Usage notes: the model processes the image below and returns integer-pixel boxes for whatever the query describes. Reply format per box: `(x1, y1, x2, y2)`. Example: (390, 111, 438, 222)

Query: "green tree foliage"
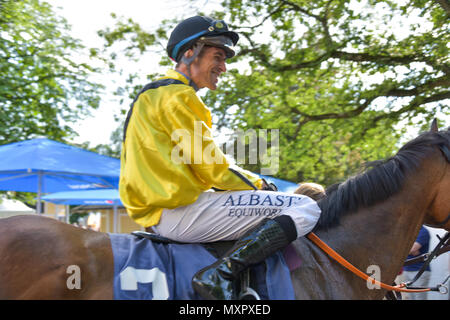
(205, 0, 449, 185)
(99, 0, 449, 185)
(0, 0, 103, 144)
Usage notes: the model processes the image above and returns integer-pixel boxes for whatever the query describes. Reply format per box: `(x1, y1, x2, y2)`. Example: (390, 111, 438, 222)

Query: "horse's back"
(0, 215, 113, 299)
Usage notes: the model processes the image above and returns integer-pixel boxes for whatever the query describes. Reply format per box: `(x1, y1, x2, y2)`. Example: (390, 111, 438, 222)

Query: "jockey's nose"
(219, 59, 226, 73)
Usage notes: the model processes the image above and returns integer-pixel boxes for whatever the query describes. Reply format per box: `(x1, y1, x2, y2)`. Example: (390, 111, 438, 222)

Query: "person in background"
(294, 182, 326, 201)
(398, 225, 431, 300)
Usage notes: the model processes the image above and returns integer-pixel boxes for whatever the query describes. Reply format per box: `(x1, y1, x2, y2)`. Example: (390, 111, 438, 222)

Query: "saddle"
(131, 230, 261, 299)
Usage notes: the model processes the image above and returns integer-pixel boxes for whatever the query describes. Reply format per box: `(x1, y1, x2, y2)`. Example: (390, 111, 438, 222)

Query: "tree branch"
(299, 98, 375, 123)
(290, 80, 449, 139)
(383, 76, 450, 97)
(280, 0, 324, 21)
(239, 45, 427, 72)
(331, 50, 419, 65)
(287, 97, 375, 140)
(232, 3, 286, 30)
(370, 90, 450, 124)
(435, 0, 450, 15)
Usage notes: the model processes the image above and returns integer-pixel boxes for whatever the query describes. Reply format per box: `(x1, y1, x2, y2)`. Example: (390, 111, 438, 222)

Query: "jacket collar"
(165, 69, 199, 91)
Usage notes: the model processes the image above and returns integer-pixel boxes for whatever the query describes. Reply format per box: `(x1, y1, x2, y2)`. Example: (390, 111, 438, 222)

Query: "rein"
(306, 232, 449, 294)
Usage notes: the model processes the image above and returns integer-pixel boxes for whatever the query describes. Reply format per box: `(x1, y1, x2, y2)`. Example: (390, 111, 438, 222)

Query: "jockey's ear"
(430, 118, 438, 133)
(183, 48, 195, 59)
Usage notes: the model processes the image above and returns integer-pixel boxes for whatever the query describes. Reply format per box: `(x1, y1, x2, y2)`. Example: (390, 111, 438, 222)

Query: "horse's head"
(423, 119, 450, 231)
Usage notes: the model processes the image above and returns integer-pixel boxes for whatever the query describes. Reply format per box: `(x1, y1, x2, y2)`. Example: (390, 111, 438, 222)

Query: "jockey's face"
(189, 46, 227, 90)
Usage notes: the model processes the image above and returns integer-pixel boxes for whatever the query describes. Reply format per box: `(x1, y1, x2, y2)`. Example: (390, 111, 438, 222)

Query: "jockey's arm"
(161, 93, 262, 191)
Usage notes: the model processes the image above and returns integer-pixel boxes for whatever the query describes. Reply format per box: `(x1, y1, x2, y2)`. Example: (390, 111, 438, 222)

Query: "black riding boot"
(192, 216, 297, 300)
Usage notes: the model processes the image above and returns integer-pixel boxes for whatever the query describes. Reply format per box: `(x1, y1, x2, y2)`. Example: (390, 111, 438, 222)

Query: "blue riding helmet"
(167, 16, 239, 62)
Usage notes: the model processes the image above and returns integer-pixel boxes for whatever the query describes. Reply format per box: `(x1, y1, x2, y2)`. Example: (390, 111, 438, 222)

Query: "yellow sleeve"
(160, 91, 262, 190)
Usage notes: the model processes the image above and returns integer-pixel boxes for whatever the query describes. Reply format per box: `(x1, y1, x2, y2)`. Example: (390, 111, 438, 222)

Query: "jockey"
(119, 15, 321, 300)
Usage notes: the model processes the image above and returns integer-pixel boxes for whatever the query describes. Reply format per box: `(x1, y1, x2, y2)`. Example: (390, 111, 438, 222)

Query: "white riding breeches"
(152, 190, 321, 243)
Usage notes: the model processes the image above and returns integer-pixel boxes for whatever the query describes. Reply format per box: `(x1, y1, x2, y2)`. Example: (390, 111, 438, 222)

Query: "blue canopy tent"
(42, 189, 122, 232)
(41, 189, 122, 206)
(0, 138, 120, 213)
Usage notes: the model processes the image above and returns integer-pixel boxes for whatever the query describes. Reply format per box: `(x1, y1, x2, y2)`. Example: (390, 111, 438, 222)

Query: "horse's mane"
(314, 128, 450, 231)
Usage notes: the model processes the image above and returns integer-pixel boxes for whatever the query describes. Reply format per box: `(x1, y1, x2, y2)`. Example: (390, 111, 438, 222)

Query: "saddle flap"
(131, 231, 182, 244)
(131, 230, 236, 257)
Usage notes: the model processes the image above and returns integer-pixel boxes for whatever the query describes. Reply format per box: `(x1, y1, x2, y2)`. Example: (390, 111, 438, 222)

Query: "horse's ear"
(430, 118, 438, 133)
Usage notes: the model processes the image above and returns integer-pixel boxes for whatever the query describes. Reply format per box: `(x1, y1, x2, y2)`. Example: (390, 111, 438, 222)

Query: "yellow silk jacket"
(119, 70, 262, 227)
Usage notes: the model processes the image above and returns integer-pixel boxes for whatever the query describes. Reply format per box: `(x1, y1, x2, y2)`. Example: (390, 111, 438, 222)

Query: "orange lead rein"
(306, 232, 430, 293)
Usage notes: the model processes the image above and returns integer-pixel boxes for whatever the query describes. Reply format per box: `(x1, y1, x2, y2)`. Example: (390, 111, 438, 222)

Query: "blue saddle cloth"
(109, 233, 295, 300)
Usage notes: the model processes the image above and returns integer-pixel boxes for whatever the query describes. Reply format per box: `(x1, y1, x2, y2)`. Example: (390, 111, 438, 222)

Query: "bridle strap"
(306, 232, 431, 293)
(403, 232, 449, 287)
(404, 243, 450, 266)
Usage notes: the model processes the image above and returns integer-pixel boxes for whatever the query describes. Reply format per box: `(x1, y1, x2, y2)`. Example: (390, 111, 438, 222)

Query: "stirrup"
(238, 269, 260, 300)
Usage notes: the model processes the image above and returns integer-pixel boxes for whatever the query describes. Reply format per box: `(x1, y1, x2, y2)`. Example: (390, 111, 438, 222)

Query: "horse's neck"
(293, 158, 439, 299)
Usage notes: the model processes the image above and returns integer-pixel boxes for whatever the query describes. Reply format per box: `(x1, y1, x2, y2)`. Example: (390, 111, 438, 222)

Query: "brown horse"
(0, 121, 448, 299)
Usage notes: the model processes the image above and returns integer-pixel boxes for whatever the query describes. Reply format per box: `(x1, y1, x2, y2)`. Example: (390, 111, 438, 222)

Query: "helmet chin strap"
(180, 42, 205, 91)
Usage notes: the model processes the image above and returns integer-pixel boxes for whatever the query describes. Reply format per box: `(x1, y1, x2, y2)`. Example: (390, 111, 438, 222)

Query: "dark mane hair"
(314, 129, 450, 231)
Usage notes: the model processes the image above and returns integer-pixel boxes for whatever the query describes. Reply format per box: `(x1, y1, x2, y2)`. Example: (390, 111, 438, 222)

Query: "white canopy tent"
(0, 196, 36, 219)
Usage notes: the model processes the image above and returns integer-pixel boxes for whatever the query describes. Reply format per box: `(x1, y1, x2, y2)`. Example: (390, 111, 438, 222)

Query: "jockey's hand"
(261, 179, 278, 191)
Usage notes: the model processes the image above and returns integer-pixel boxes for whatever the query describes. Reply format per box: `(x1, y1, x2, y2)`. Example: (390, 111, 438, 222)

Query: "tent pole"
(65, 205, 70, 224)
(113, 205, 118, 233)
(37, 171, 42, 214)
